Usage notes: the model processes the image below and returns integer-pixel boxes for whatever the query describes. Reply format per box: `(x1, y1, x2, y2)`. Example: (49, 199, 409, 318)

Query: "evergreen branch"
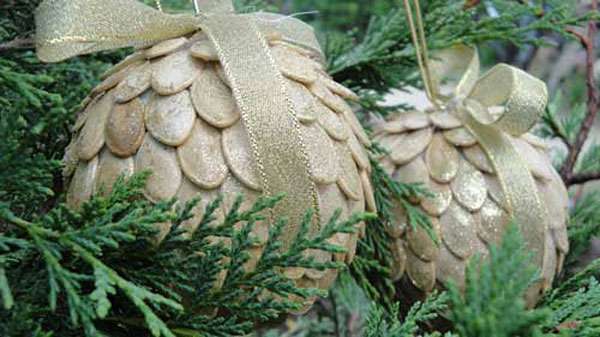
(563, 192, 600, 268)
(540, 260, 600, 336)
(350, 144, 434, 309)
(560, 1, 600, 185)
(328, 0, 589, 97)
(447, 224, 548, 337)
(364, 291, 448, 337)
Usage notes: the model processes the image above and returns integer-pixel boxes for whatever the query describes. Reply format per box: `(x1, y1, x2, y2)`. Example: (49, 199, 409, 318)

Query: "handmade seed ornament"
(375, 45, 569, 306)
(36, 0, 375, 312)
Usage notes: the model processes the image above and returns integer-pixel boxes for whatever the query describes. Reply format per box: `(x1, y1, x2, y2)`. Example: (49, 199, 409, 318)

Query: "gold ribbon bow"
(35, 0, 324, 248)
(430, 45, 549, 268)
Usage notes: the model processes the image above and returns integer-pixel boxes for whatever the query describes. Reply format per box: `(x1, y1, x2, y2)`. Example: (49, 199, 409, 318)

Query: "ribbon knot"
(431, 45, 548, 137)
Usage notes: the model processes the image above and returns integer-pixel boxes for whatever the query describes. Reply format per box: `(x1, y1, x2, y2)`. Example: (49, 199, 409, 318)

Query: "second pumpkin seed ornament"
(375, 0, 569, 306)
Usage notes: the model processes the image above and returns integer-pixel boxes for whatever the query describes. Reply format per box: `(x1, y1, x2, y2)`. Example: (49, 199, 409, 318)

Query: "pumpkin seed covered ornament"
(36, 0, 375, 311)
(375, 45, 568, 306)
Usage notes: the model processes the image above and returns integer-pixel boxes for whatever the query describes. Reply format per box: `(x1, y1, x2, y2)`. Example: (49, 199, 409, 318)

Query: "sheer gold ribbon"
(35, 0, 322, 248)
(403, 0, 549, 268)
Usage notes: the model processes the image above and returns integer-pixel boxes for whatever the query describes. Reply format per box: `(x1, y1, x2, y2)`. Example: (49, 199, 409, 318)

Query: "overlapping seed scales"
(95, 149, 134, 195)
(451, 159, 487, 211)
(429, 111, 462, 129)
(443, 127, 477, 147)
(271, 44, 318, 84)
(440, 202, 479, 259)
(512, 138, 554, 181)
(286, 79, 318, 124)
(462, 144, 494, 174)
(407, 218, 439, 261)
(310, 79, 350, 114)
(483, 174, 509, 211)
(477, 198, 509, 244)
(347, 132, 370, 170)
(536, 178, 568, 230)
(318, 184, 349, 225)
(63, 140, 79, 178)
(105, 98, 145, 157)
(426, 134, 459, 183)
(101, 52, 146, 80)
(390, 128, 433, 165)
(73, 95, 98, 132)
(342, 108, 371, 146)
(335, 142, 363, 201)
(284, 267, 306, 280)
(214, 64, 230, 87)
(151, 50, 200, 95)
(146, 91, 196, 146)
(176, 178, 224, 234)
(328, 232, 350, 262)
(553, 227, 570, 254)
(301, 123, 339, 185)
(384, 111, 430, 133)
(321, 76, 359, 101)
(420, 181, 452, 216)
(77, 93, 114, 161)
(220, 174, 270, 247)
(177, 119, 228, 189)
(220, 174, 261, 215)
(345, 234, 358, 263)
(92, 65, 132, 95)
(305, 248, 333, 280)
(190, 64, 240, 128)
(541, 232, 558, 289)
(222, 121, 262, 191)
(386, 200, 407, 239)
(361, 170, 377, 212)
(67, 157, 99, 209)
(379, 157, 396, 176)
(390, 240, 407, 281)
(472, 237, 490, 261)
(145, 37, 187, 59)
(114, 62, 152, 103)
(135, 134, 182, 202)
(406, 248, 436, 292)
(436, 243, 466, 290)
(395, 156, 430, 186)
(316, 103, 350, 141)
(318, 270, 339, 290)
(190, 39, 219, 61)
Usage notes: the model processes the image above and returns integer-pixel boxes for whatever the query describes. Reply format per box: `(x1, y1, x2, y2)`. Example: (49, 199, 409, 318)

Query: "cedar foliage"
(2, 0, 600, 336)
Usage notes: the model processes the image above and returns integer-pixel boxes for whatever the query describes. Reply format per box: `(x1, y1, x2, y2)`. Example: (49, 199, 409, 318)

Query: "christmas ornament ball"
(63, 32, 375, 310)
(374, 109, 569, 306)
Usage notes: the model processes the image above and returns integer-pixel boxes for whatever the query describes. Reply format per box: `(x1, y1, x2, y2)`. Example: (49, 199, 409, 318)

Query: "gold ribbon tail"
(200, 14, 320, 248)
(463, 116, 547, 269)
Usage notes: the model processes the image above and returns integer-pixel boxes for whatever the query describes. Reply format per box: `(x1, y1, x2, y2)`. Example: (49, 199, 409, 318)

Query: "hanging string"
(155, 0, 163, 12)
(402, 0, 440, 107)
(192, 0, 200, 14)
